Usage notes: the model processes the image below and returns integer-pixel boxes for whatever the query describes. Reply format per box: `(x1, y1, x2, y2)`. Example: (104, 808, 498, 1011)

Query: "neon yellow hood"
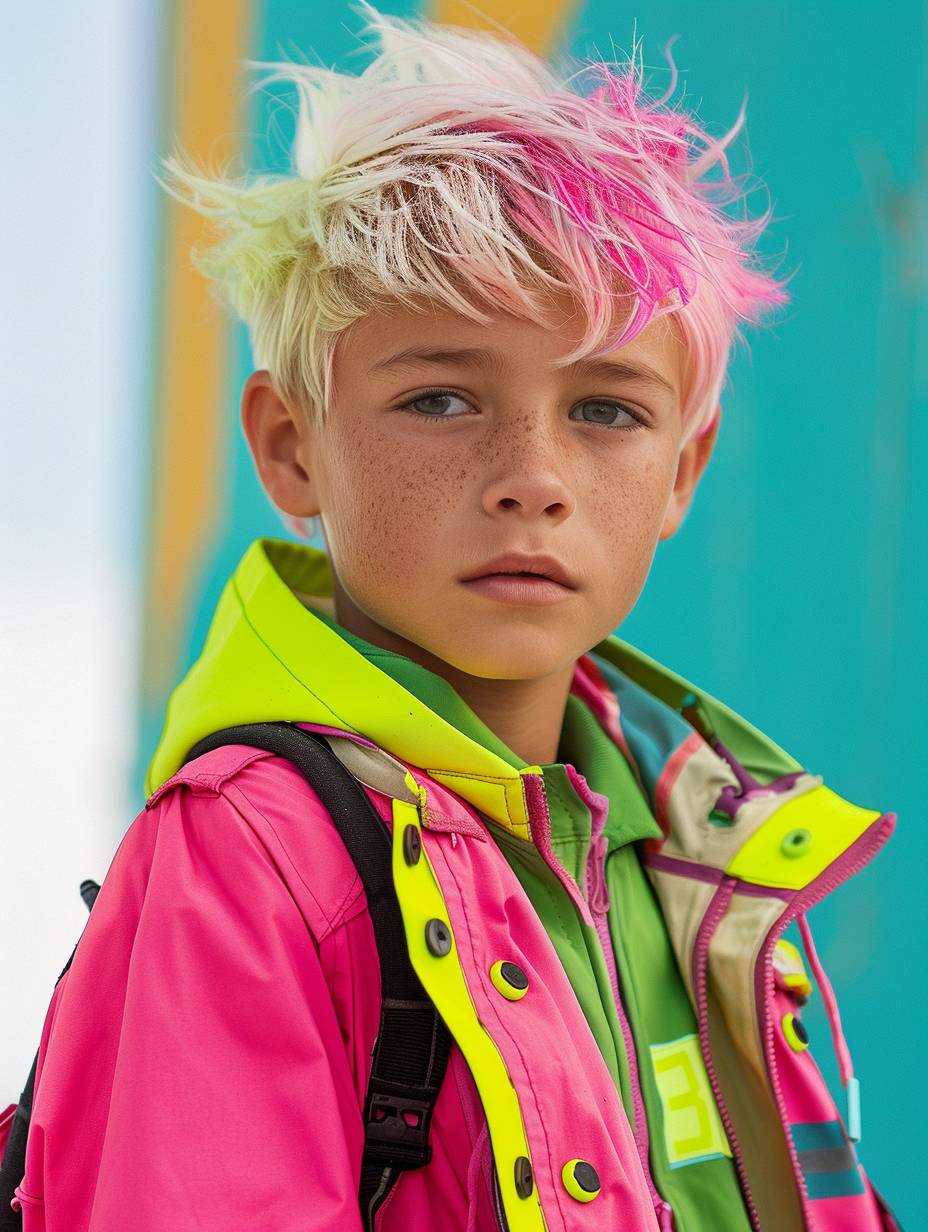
(145, 536, 853, 846)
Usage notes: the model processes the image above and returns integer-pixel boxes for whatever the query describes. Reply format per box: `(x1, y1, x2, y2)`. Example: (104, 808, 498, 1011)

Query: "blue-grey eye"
(405, 392, 471, 417)
(569, 400, 638, 428)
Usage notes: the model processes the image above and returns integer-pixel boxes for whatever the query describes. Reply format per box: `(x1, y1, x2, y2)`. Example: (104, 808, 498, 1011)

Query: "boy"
(10, 7, 898, 1230)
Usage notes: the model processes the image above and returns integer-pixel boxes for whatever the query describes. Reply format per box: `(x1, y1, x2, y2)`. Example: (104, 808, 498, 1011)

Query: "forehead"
(335, 296, 685, 396)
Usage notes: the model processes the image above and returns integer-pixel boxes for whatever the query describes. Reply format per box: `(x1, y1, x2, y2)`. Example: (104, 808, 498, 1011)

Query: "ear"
(658, 411, 720, 541)
(240, 370, 321, 519)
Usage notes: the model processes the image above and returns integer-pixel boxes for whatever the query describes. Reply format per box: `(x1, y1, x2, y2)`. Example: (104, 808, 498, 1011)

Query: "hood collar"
(145, 537, 848, 844)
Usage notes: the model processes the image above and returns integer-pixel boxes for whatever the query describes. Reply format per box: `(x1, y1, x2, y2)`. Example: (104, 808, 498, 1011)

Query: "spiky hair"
(155, 1, 791, 456)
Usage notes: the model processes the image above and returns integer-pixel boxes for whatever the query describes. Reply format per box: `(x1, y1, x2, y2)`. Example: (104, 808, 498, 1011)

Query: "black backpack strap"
(182, 722, 452, 1230)
(0, 1053, 37, 1231)
(0, 882, 99, 1231)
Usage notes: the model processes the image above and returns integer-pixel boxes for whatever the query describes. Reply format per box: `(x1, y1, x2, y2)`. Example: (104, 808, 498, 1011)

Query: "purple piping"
(644, 852, 724, 886)
(710, 738, 765, 797)
(733, 880, 792, 901)
(712, 740, 807, 819)
(644, 853, 793, 901)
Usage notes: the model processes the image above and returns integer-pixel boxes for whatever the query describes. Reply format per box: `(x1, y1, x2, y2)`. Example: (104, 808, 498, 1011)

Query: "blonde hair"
(155, 2, 791, 464)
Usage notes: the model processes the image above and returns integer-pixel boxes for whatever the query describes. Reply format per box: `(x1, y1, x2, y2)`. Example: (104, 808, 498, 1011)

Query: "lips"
(459, 553, 576, 589)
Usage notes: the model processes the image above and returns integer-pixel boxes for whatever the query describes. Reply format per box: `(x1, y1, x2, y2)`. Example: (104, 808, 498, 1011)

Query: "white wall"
(1, 1, 157, 1099)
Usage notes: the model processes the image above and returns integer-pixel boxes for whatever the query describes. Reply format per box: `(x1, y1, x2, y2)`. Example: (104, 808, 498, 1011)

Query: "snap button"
(781, 1012, 810, 1052)
(402, 823, 422, 865)
(425, 918, 452, 957)
(514, 1155, 534, 1198)
(490, 960, 529, 1001)
(561, 1158, 601, 1202)
(780, 828, 812, 858)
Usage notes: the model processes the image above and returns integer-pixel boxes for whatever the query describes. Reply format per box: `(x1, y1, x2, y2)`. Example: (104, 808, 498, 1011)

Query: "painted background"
(3, 1, 924, 1223)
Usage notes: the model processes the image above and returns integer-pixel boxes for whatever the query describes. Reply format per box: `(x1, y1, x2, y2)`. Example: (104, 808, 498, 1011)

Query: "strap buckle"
(363, 1092, 433, 1168)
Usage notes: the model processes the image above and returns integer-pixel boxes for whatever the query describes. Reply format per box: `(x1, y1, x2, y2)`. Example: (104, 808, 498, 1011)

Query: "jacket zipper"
(527, 771, 670, 1229)
(752, 813, 895, 1226)
(587, 833, 675, 1232)
(450, 1048, 501, 1231)
(687, 810, 895, 1232)
(491, 1165, 509, 1231)
(690, 876, 761, 1232)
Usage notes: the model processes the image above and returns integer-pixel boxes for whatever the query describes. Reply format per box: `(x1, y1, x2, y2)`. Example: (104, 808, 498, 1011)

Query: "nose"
(480, 446, 576, 523)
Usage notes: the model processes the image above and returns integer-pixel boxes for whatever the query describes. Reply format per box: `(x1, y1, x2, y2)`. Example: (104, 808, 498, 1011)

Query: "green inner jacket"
(310, 607, 751, 1232)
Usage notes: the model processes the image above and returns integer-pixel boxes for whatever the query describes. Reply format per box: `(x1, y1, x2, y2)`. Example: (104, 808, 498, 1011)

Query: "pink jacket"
(5, 535, 900, 1230)
(9, 723, 900, 1231)
(10, 739, 659, 1231)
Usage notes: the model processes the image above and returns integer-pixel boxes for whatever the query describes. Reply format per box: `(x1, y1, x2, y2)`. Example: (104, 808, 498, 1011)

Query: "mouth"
(467, 571, 571, 586)
(459, 554, 576, 590)
(459, 573, 575, 605)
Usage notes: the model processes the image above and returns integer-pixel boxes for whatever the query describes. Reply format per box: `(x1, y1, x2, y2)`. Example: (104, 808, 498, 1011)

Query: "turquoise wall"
(145, 2, 925, 1223)
(573, 5, 925, 1220)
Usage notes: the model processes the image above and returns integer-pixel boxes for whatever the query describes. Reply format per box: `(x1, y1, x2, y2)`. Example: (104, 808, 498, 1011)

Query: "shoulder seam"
(145, 747, 277, 809)
(220, 775, 365, 943)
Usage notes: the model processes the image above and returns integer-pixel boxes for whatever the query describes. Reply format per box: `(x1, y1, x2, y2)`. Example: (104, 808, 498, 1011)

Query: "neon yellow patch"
(774, 938, 814, 999)
(784, 971, 813, 997)
(391, 796, 545, 1231)
(650, 1033, 732, 1167)
(774, 937, 803, 966)
(725, 785, 881, 890)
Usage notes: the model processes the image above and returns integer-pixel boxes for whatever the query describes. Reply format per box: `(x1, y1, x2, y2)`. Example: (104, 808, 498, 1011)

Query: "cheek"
(588, 453, 674, 547)
(585, 452, 676, 605)
(321, 426, 471, 589)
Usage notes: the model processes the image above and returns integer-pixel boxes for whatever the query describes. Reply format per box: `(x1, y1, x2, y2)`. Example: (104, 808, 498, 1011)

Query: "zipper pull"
(587, 833, 611, 915)
(846, 1076, 861, 1144)
(680, 690, 718, 743)
(681, 691, 767, 800)
(797, 914, 861, 1145)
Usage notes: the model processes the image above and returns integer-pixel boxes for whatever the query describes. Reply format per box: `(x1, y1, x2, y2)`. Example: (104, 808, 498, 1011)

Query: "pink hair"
(155, 1, 793, 494)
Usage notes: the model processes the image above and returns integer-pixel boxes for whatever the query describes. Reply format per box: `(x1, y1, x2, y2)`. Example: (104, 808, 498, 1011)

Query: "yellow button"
(490, 960, 529, 1001)
(561, 1158, 601, 1202)
(782, 1012, 810, 1052)
(780, 828, 813, 858)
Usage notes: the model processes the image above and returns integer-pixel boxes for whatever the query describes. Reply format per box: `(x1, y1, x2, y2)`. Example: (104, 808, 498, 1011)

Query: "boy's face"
(243, 295, 717, 683)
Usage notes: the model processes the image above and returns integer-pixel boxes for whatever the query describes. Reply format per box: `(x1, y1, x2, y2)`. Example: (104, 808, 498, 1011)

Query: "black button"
(403, 824, 422, 865)
(793, 1017, 809, 1046)
(573, 1161, 600, 1193)
(514, 1155, 534, 1197)
(425, 918, 452, 956)
(499, 961, 529, 991)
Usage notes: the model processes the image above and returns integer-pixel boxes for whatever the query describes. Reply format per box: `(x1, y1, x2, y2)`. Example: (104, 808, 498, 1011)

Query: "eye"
(393, 390, 645, 429)
(569, 400, 643, 431)
(396, 389, 474, 421)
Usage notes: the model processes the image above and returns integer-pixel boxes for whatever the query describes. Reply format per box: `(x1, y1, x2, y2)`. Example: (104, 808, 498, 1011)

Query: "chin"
(442, 632, 579, 682)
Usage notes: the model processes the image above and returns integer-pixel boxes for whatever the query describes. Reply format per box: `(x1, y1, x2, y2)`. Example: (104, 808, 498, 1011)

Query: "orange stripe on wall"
(429, 0, 577, 53)
(143, 0, 571, 704)
(142, 0, 251, 701)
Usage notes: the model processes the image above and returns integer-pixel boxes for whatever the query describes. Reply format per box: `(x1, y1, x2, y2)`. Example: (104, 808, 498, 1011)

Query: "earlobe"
(658, 412, 720, 541)
(240, 370, 321, 519)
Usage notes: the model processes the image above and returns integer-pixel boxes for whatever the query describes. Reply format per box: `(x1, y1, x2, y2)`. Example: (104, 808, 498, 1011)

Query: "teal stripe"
(668, 1151, 727, 1170)
(804, 1168, 866, 1199)
(791, 1120, 847, 1152)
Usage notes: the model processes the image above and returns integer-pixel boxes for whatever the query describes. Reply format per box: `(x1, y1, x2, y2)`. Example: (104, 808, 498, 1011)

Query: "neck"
(330, 579, 573, 766)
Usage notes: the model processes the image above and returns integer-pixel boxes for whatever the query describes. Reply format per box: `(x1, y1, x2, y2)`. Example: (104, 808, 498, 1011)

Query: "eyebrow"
(369, 345, 678, 398)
